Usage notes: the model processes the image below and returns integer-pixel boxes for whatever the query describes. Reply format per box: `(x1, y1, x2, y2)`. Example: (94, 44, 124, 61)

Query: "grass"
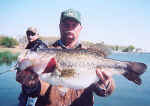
(0, 47, 21, 65)
(0, 46, 22, 53)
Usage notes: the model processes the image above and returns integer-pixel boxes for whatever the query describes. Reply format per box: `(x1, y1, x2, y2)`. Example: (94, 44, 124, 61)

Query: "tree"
(122, 45, 135, 52)
(0, 36, 18, 48)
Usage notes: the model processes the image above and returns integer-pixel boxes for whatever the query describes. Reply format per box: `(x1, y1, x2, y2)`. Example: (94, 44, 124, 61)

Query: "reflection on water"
(0, 51, 19, 66)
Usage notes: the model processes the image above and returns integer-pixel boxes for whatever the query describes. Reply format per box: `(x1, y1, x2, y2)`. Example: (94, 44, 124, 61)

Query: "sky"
(0, 0, 150, 51)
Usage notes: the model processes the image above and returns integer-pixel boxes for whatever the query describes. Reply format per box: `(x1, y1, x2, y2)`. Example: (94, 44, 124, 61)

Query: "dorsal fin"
(86, 43, 111, 57)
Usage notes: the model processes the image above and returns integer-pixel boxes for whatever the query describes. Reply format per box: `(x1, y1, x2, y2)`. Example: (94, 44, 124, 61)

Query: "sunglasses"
(26, 31, 36, 36)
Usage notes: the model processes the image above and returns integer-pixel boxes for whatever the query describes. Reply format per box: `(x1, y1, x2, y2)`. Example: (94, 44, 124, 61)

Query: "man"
(35, 9, 115, 106)
(17, 27, 48, 106)
(17, 9, 115, 106)
(25, 27, 48, 50)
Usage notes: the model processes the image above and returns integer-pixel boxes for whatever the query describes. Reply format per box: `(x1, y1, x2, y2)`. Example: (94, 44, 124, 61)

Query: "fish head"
(16, 59, 40, 87)
(19, 49, 58, 73)
(17, 56, 61, 86)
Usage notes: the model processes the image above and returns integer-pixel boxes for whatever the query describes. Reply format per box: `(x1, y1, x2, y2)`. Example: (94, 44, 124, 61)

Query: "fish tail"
(123, 62, 147, 85)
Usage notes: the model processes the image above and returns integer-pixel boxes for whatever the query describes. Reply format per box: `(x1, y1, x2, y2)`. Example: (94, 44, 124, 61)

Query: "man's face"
(26, 31, 39, 42)
(59, 18, 82, 46)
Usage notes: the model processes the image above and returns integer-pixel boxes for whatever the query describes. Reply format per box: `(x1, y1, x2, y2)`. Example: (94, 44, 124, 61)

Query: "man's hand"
(16, 67, 39, 88)
(93, 69, 115, 97)
(96, 69, 111, 89)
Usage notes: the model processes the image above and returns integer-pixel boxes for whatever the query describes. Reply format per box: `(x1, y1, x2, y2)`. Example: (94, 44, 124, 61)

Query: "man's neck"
(29, 38, 39, 44)
(59, 40, 79, 49)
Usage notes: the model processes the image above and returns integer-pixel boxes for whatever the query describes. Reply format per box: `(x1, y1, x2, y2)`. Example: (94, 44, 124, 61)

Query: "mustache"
(64, 31, 74, 35)
(63, 36, 75, 41)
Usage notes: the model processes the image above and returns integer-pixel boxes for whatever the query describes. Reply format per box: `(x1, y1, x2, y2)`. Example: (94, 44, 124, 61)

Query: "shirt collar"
(58, 40, 81, 49)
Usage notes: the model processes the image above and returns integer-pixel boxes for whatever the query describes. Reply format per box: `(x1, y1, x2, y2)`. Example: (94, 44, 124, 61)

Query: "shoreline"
(112, 51, 150, 54)
(0, 47, 149, 54)
(0, 47, 23, 54)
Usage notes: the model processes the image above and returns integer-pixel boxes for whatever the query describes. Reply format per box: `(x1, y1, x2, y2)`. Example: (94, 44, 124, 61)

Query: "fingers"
(101, 71, 109, 80)
(96, 69, 110, 80)
(96, 68, 113, 89)
(96, 69, 105, 83)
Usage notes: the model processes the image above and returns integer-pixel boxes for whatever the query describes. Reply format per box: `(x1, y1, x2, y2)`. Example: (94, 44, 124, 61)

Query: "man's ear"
(80, 25, 83, 30)
(79, 25, 83, 32)
(59, 23, 63, 34)
(59, 22, 62, 29)
(59, 23, 61, 30)
(36, 33, 40, 38)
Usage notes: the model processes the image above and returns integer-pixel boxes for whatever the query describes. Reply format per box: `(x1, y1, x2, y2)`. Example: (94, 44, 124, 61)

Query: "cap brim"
(62, 17, 81, 24)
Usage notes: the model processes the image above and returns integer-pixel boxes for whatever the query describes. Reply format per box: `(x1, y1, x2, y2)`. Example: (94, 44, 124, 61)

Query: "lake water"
(0, 53, 150, 106)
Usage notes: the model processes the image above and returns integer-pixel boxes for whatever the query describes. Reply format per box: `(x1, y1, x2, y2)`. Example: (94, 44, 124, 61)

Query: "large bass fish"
(17, 48, 147, 89)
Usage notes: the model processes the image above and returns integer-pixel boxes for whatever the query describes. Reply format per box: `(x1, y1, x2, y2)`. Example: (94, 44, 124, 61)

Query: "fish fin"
(123, 71, 142, 85)
(86, 43, 111, 57)
(42, 57, 57, 73)
(127, 62, 147, 75)
(123, 62, 147, 85)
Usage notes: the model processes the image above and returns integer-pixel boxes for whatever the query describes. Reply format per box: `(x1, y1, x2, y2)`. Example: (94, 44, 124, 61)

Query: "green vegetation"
(110, 45, 135, 52)
(122, 45, 135, 52)
(0, 51, 19, 65)
(0, 36, 18, 48)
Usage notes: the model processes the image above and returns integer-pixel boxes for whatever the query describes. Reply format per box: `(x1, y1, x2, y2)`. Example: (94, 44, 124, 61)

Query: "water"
(0, 62, 21, 106)
(94, 53, 150, 106)
(0, 53, 149, 106)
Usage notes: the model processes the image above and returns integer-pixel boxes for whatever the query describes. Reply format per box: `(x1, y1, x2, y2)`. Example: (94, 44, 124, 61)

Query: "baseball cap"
(60, 9, 81, 24)
(26, 27, 38, 36)
(26, 27, 37, 33)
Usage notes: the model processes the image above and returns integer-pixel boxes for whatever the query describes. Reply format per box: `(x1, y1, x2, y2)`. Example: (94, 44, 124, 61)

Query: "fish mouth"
(16, 60, 40, 88)
(17, 59, 33, 71)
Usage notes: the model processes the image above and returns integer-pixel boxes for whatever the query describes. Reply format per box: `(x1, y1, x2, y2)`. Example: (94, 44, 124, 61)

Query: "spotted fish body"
(17, 48, 147, 89)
